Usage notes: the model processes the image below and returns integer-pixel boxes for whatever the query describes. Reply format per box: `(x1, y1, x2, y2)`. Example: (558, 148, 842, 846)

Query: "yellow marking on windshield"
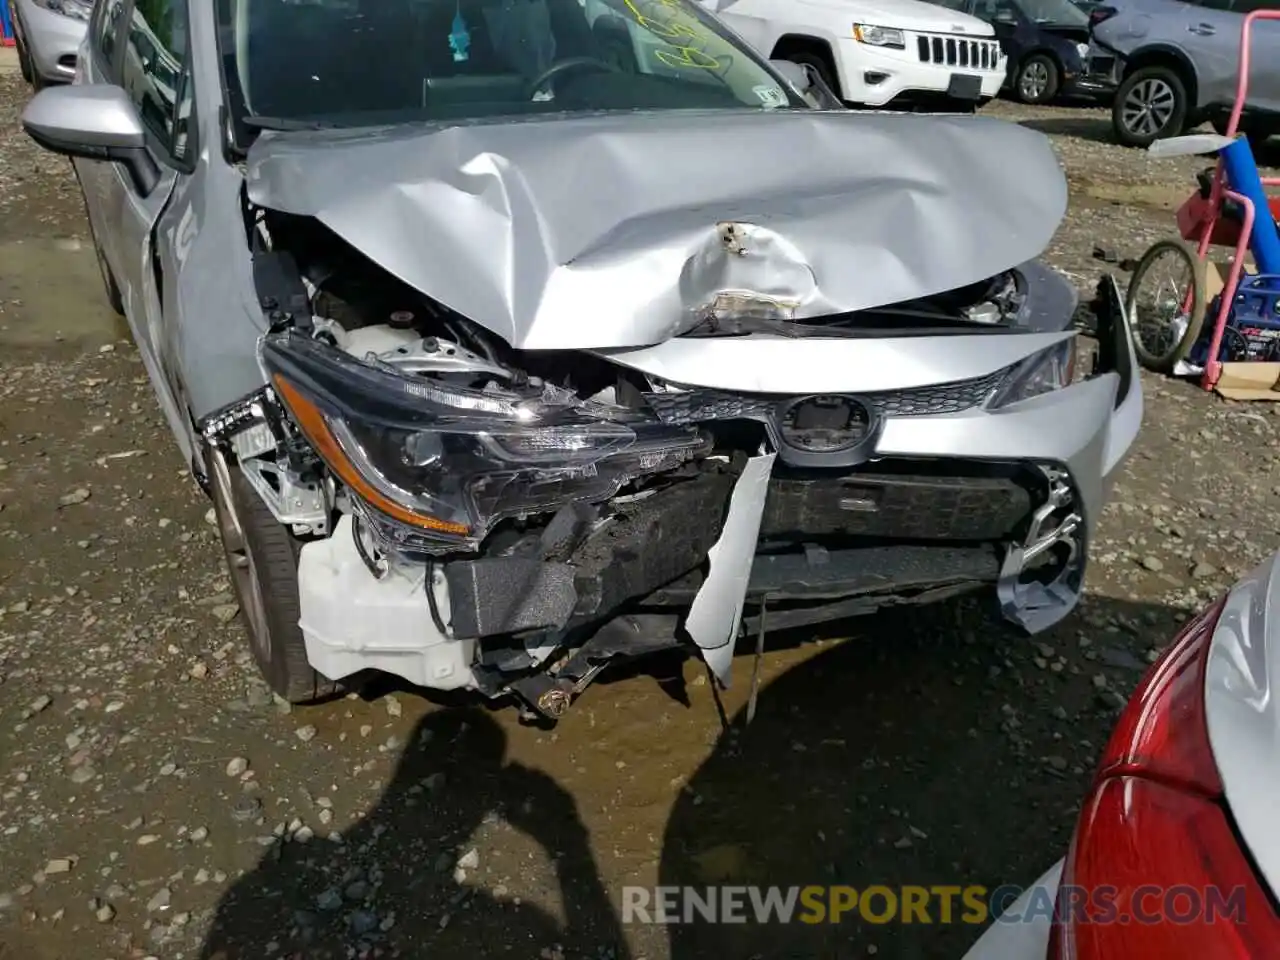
(655, 46, 722, 69)
(621, 0, 725, 70)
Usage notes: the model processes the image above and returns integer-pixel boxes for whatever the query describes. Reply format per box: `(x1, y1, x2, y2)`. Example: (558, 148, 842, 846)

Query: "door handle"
(1188, 21, 1215, 34)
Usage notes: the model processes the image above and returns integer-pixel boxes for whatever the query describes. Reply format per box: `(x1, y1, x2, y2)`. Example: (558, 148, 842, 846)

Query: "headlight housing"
(853, 24, 906, 49)
(1076, 42, 1090, 59)
(987, 338, 1077, 409)
(259, 331, 707, 553)
(31, 0, 92, 20)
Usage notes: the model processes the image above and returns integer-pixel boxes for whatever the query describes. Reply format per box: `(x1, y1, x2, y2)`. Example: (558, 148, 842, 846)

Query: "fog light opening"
(997, 465, 1085, 633)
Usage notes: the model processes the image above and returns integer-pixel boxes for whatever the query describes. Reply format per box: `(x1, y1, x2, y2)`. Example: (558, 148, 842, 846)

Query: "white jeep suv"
(702, 0, 1006, 107)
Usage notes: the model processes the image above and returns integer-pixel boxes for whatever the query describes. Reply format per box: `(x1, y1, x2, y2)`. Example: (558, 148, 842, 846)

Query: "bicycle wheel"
(1125, 239, 1208, 373)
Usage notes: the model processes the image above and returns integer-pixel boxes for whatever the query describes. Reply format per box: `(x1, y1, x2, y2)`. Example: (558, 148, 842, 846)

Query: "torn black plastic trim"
(1088, 274, 1135, 409)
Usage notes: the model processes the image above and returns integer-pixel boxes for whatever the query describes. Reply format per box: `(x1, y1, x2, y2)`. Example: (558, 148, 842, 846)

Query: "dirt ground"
(3, 65, 1280, 960)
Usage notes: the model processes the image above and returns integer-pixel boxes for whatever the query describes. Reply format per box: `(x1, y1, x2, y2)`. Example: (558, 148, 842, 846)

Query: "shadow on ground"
(199, 593, 1178, 959)
(198, 706, 630, 959)
(1016, 114, 1119, 146)
(1015, 115, 1280, 168)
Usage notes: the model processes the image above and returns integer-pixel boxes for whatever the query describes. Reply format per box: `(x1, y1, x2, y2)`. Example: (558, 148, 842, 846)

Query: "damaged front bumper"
(281, 275, 1140, 717)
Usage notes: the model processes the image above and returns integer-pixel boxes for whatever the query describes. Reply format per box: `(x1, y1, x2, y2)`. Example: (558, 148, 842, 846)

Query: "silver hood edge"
(245, 108, 1068, 351)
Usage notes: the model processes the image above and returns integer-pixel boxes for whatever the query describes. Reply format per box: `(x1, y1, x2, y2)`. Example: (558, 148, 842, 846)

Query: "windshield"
(217, 0, 805, 130)
(1010, 0, 1088, 25)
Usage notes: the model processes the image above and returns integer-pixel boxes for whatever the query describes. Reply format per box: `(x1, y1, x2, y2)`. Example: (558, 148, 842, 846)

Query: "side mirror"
(21, 84, 159, 195)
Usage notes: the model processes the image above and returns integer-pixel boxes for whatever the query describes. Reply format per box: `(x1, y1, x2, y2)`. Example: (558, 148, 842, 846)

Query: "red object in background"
(1088, 5, 1118, 27)
(1179, 190, 1280, 249)
(1, 0, 15, 47)
(1047, 596, 1280, 958)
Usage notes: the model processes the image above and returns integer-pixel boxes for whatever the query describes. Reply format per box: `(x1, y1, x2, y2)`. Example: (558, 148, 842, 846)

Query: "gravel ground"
(3, 69, 1280, 960)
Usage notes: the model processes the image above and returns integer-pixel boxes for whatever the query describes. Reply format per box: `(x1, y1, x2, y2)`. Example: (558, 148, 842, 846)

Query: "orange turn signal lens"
(270, 374, 471, 537)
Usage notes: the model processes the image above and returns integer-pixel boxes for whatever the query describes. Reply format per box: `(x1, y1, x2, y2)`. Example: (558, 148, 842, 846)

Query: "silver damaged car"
(22, 0, 1142, 719)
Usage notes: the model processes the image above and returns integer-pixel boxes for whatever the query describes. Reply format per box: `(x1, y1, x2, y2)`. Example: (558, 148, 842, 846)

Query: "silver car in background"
(21, 0, 1140, 721)
(10, 0, 91, 87)
(1091, 0, 1280, 148)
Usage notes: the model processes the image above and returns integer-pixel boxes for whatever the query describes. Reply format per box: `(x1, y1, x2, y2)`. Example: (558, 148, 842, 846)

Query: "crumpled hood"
(245, 108, 1067, 350)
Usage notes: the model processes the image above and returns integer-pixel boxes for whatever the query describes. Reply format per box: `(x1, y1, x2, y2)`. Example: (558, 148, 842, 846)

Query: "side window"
(123, 0, 196, 165)
(96, 0, 127, 68)
(1232, 0, 1279, 11)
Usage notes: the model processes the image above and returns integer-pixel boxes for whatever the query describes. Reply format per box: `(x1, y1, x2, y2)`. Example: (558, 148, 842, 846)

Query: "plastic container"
(1, 0, 15, 47)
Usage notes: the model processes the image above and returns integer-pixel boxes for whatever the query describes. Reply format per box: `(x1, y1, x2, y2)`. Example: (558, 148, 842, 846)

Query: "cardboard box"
(1198, 260, 1280, 400)
(1213, 362, 1280, 401)
(1203, 258, 1255, 301)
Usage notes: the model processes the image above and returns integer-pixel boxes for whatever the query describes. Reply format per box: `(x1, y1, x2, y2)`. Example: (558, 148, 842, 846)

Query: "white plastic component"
(685, 451, 776, 684)
(297, 515, 476, 689)
(338, 324, 419, 359)
(1147, 134, 1235, 158)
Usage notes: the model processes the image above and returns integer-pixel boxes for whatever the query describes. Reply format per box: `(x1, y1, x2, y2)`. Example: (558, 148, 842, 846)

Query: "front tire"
(207, 447, 338, 705)
(91, 228, 125, 317)
(1211, 117, 1276, 156)
(1113, 65, 1189, 147)
(783, 50, 841, 100)
(16, 36, 34, 85)
(1015, 54, 1060, 104)
(1125, 238, 1207, 372)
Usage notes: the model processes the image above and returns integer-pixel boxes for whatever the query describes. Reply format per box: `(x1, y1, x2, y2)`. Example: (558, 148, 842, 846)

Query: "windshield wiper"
(242, 116, 340, 132)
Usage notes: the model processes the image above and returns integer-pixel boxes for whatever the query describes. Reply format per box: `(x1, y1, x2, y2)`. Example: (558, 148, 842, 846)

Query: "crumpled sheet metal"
(245, 108, 1067, 350)
(684, 452, 776, 685)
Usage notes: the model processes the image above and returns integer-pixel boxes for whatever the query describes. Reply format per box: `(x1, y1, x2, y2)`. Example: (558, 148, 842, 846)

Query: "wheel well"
(769, 35, 841, 95)
(1017, 48, 1063, 76)
(1122, 47, 1198, 108)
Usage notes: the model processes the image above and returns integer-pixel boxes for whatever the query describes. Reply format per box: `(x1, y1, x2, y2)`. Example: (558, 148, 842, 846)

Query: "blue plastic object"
(1, 0, 14, 43)
(1188, 275, 1280, 364)
(1221, 136, 1280, 275)
(448, 7, 470, 62)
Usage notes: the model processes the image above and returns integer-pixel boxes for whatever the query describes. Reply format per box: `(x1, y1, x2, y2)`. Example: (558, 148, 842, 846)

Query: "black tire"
(1015, 53, 1060, 104)
(73, 168, 126, 318)
(1124, 238, 1207, 373)
(16, 36, 34, 85)
(783, 49, 841, 99)
(91, 229, 126, 317)
(1245, 127, 1275, 158)
(1210, 116, 1274, 149)
(207, 447, 339, 705)
(1113, 65, 1189, 147)
(69, 165, 122, 320)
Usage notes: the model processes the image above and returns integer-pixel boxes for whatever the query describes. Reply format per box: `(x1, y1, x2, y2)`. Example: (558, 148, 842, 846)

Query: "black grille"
(916, 34, 1000, 69)
(643, 370, 1003, 425)
(643, 391, 773, 424)
(761, 470, 1033, 541)
(865, 369, 1005, 417)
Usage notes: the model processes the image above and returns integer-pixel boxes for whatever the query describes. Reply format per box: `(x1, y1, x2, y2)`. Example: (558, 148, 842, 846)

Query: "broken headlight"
(987, 337, 1077, 409)
(258, 331, 706, 551)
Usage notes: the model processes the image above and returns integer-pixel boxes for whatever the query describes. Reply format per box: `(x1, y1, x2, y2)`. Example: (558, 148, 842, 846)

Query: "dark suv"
(1091, 0, 1280, 148)
(925, 0, 1114, 103)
